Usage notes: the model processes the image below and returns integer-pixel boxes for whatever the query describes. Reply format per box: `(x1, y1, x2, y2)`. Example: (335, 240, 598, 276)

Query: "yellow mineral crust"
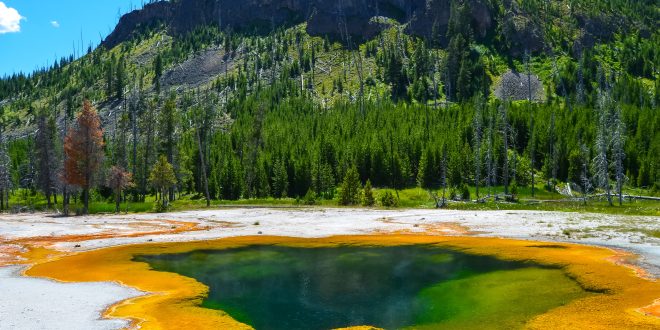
(23, 235, 660, 329)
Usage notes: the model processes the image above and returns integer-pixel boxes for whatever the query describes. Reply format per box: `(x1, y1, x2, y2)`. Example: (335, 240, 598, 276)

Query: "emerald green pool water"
(135, 245, 591, 330)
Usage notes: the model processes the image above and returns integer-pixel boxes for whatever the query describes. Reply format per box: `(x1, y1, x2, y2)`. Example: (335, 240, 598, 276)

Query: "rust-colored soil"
(0, 219, 205, 266)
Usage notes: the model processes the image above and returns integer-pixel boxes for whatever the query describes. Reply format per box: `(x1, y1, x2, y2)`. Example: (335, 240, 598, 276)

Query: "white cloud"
(0, 1, 22, 34)
(50, 20, 59, 28)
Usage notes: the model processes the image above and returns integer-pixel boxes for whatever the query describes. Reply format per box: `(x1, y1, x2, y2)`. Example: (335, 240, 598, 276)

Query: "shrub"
(363, 180, 375, 206)
(460, 184, 471, 201)
(380, 191, 398, 207)
(510, 180, 519, 201)
(303, 189, 317, 205)
(449, 187, 458, 200)
(154, 201, 169, 213)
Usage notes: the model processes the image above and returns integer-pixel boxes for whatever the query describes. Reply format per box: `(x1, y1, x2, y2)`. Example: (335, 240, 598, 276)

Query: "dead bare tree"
(525, 49, 536, 197)
(547, 111, 558, 191)
(440, 144, 448, 207)
(0, 127, 12, 211)
(195, 117, 211, 207)
(593, 90, 613, 206)
(485, 107, 495, 197)
(131, 78, 140, 200)
(579, 143, 592, 205)
(61, 96, 74, 215)
(473, 97, 483, 199)
(529, 114, 536, 197)
(141, 97, 157, 201)
(431, 52, 439, 110)
(525, 49, 532, 103)
(612, 104, 626, 205)
(576, 53, 586, 105)
(499, 103, 510, 195)
(190, 91, 218, 207)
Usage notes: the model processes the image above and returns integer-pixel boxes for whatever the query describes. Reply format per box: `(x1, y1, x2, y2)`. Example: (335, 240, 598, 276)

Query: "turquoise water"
(136, 245, 590, 330)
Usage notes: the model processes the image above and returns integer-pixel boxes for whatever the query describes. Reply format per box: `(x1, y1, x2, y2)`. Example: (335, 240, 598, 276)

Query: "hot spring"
(136, 244, 593, 329)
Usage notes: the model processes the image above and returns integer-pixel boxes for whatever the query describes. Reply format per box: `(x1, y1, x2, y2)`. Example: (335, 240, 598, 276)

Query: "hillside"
(0, 0, 657, 213)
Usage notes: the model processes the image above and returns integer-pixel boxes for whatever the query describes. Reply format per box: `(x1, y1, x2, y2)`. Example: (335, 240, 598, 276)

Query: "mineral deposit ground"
(0, 208, 658, 329)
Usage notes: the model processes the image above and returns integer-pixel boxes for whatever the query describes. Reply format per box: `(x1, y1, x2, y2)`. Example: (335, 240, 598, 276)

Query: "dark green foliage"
(339, 167, 361, 206)
(153, 53, 163, 92)
(0, 1, 658, 209)
(115, 56, 126, 99)
(272, 158, 289, 199)
(35, 112, 58, 207)
(460, 184, 471, 201)
(380, 191, 398, 207)
(363, 180, 375, 207)
(444, 0, 489, 102)
(302, 189, 317, 205)
(510, 180, 519, 201)
(382, 48, 407, 100)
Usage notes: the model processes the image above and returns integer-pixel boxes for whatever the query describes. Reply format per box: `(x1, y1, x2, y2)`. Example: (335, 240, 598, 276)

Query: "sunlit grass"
(4, 185, 658, 216)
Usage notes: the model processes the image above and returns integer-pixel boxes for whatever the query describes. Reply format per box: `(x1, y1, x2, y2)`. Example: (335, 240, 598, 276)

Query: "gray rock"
(494, 70, 545, 102)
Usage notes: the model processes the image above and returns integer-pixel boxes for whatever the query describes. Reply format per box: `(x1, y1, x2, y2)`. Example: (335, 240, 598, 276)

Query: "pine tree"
(384, 50, 406, 99)
(312, 161, 335, 199)
(245, 105, 265, 198)
(153, 53, 163, 92)
(140, 96, 157, 202)
(363, 179, 375, 206)
(416, 147, 433, 189)
(160, 93, 177, 201)
(61, 95, 74, 215)
(149, 155, 177, 209)
(339, 166, 361, 206)
(116, 56, 126, 100)
(107, 166, 133, 213)
(272, 157, 289, 198)
(456, 51, 471, 101)
(64, 100, 105, 215)
(445, 0, 475, 101)
(35, 112, 58, 208)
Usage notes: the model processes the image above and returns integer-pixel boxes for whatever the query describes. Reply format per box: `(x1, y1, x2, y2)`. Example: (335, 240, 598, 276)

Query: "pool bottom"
(23, 235, 660, 329)
(136, 245, 591, 330)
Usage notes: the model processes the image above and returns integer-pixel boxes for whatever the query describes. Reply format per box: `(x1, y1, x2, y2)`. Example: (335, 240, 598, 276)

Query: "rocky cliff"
(103, 0, 496, 48)
(102, 0, 630, 55)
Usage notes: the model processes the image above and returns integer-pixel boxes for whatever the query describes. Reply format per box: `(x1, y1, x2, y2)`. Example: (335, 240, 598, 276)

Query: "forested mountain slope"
(0, 0, 657, 211)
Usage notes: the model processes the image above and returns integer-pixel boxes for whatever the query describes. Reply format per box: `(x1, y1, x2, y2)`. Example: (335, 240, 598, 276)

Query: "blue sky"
(0, 0, 144, 77)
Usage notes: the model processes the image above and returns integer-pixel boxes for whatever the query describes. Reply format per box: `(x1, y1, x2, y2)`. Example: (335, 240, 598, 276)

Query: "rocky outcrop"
(494, 70, 545, 102)
(102, 0, 632, 55)
(103, 1, 173, 49)
(103, 0, 497, 49)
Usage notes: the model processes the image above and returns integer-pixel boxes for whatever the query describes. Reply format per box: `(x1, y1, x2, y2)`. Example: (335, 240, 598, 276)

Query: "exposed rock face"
(103, 1, 173, 49)
(494, 70, 545, 102)
(160, 47, 234, 89)
(500, 13, 544, 57)
(103, 0, 496, 49)
(102, 0, 628, 55)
